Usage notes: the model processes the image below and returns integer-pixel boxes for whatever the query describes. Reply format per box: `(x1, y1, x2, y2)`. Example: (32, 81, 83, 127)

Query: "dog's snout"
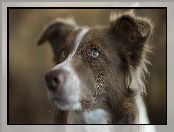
(45, 69, 67, 91)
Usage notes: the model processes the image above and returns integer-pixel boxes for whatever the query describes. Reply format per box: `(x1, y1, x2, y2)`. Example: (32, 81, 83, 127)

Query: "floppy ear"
(110, 11, 153, 69)
(37, 18, 77, 45)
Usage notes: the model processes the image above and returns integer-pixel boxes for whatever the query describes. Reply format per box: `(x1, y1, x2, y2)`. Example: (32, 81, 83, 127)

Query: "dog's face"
(38, 12, 152, 112)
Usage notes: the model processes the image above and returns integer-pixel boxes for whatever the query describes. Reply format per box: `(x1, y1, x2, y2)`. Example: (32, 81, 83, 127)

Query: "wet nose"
(45, 69, 67, 91)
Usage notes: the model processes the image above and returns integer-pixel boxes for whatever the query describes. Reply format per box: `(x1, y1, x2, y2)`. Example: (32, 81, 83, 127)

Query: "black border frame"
(7, 7, 167, 125)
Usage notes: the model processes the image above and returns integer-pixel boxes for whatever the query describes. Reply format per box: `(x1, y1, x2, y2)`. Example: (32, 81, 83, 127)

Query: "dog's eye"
(91, 48, 99, 58)
(61, 48, 68, 58)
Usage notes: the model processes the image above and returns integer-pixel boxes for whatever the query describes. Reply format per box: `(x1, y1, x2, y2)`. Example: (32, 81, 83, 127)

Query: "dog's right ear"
(37, 18, 77, 45)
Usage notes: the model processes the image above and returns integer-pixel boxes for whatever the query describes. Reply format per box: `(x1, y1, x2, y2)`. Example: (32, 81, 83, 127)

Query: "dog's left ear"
(110, 11, 153, 68)
(37, 18, 77, 45)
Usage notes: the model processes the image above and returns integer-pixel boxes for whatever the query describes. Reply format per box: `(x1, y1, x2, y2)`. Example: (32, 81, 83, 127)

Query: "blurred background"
(9, 9, 166, 124)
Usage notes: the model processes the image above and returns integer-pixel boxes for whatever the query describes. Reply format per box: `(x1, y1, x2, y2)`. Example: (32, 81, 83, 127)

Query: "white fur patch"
(136, 95, 149, 124)
(136, 96, 156, 132)
(50, 28, 89, 111)
(83, 108, 109, 124)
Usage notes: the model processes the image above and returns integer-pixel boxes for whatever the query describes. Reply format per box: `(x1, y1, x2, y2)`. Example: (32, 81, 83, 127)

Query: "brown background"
(9, 8, 166, 124)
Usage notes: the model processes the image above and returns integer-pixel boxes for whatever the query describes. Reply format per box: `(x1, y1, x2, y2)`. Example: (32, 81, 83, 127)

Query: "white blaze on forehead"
(71, 27, 89, 58)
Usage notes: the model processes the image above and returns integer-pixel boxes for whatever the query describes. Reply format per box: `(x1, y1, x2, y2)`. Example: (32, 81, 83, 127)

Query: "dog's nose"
(45, 69, 67, 91)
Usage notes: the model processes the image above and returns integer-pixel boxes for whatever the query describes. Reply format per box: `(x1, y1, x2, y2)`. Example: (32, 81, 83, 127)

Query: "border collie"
(37, 10, 155, 131)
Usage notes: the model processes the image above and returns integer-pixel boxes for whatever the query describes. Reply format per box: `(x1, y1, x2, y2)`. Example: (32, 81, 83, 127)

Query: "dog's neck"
(54, 95, 149, 124)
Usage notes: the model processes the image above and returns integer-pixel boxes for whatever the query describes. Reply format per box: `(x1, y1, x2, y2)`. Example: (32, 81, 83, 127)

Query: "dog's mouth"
(50, 96, 94, 111)
(51, 97, 82, 111)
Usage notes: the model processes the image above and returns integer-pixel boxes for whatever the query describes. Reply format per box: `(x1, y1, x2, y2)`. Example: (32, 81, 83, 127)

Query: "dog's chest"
(67, 108, 109, 124)
(83, 108, 109, 124)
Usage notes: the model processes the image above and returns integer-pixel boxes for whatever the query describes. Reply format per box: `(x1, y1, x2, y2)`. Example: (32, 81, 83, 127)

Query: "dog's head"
(38, 11, 153, 112)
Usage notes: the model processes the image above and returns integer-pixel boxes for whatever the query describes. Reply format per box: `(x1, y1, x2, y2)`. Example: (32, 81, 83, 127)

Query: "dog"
(37, 10, 155, 129)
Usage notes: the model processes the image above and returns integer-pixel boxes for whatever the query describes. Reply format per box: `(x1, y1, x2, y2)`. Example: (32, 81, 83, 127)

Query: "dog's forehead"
(78, 28, 106, 44)
(75, 27, 117, 59)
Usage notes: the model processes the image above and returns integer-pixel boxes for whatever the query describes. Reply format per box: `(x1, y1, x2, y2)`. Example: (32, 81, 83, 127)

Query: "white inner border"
(1, 2, 172, 132)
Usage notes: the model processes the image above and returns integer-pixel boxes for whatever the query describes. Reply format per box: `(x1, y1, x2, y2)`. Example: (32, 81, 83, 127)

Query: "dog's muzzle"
(45, 67, 81, 110)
